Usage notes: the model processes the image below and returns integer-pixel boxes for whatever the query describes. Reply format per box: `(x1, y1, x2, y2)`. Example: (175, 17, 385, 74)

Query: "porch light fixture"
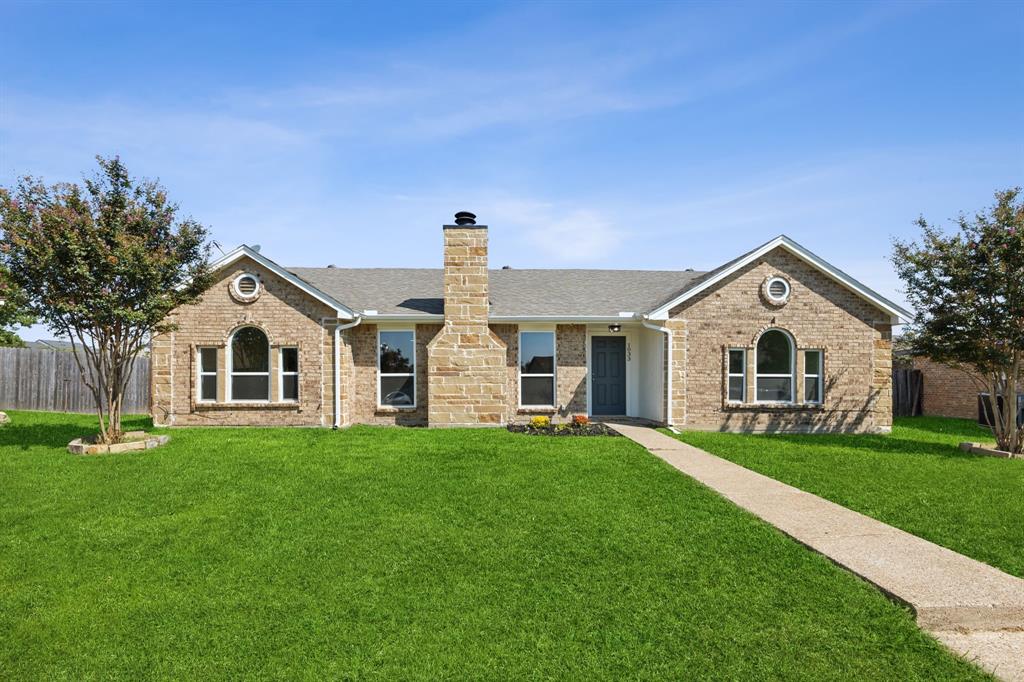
(608, 324, 622, 333)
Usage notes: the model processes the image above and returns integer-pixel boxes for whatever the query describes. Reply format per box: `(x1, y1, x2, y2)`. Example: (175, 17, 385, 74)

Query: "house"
(150, 212, 911, 432)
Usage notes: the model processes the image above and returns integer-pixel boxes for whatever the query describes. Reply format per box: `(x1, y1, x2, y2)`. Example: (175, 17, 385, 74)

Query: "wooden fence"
(0, 347, 150, 414)
(892, 368, 923, 417)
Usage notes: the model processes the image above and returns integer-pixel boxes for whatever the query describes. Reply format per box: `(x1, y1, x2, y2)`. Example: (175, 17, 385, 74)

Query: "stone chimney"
(427, 211, 508, 426)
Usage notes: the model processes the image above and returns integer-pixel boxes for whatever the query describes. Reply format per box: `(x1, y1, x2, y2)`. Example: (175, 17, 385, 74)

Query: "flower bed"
(507, 422, 620, 437)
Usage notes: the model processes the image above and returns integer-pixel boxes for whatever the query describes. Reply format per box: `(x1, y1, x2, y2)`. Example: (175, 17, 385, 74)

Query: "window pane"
(282, 348, 298, 373)
(521, 332, 554, 374)
(757, 377, 792, 402)
(232, 375, 268, 400)
(200, 347, 217, 372)
(756, 331, 792, 374)
(728, 376, 744, 401)
(232, 327, 269, 372)
(380, 375, 415, 406)
(805, 377, 820, 403)
(805, 350, 821, 376)
(380, 331, 414, 374)
(201, 375, 217, 401)
(728, 349, 744, 375)
(282, 374, 298, 401)
(522, 375, 554, 406)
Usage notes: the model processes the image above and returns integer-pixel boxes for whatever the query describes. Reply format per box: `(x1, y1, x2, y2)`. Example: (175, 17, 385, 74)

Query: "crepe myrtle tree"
(0, 156, 212, 443)
(892, 188, 1023, 454)
(0, 268, 34, 347)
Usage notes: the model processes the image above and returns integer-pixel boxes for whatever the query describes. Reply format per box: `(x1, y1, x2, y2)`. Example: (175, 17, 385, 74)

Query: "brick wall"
(346, 323, 442, 426)
(669, 247, 893, 433)
(913, 357, 981, 419)
(151, 256, 337, 426)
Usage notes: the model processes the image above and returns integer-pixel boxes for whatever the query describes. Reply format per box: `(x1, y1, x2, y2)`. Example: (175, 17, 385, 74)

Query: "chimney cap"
(453, 211, 477, 225)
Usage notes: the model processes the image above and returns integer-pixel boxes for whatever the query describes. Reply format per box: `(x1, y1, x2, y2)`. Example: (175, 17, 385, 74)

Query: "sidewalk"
(608, 422, 1024, 681)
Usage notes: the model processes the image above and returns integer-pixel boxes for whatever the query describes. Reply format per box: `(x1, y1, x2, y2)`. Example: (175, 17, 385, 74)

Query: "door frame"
(586, 327, 637, 417)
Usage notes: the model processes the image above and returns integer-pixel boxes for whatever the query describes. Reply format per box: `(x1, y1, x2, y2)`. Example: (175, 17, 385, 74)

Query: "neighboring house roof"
(288, 267, 708, 319)
(24, 339, 76, 352)
(209, 245, 356, 319)
(646, 235, 914, 323)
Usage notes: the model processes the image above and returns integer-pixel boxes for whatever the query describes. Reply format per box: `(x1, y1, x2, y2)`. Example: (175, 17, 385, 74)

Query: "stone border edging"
(959, 442, 1021, 459)
(68, 431, 170, 455)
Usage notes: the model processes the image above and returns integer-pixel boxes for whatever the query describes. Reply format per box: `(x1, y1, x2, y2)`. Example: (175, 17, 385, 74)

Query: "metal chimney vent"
(454, 211, 477, 225)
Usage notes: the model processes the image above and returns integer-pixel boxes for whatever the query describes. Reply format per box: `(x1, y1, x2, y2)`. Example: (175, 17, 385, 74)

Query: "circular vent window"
(765, 276, 791, 304)
(232, 273, 260, 300)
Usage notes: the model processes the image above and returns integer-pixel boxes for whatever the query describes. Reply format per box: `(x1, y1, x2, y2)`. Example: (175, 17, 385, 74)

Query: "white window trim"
(227, 327, 271, 402)
(232, 272, 260, 300)
(519, 329, 557, 409)
(726, 348, 746, 403)
(804, 349, 823, 404)
(197, 347, 218, 402)
(755, 329, 796, 404)
(279, 347, 299, 402)
(765, 276, 791, 303)
(377, 329, 416, 409)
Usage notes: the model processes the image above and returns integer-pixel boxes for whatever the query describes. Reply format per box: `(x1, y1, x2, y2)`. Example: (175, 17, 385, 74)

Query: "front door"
(591, 336, 626, 415)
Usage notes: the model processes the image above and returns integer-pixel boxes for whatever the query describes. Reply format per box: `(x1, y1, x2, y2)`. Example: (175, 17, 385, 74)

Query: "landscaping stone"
(0, 411, 9, 425)
(68, 432, 170, 455)
(959, 442, 1021, 459)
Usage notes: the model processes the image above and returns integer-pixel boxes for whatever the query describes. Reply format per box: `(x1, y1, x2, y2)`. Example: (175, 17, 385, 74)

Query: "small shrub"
(530, 415, 551, 428)
(572, 415, 589, 427)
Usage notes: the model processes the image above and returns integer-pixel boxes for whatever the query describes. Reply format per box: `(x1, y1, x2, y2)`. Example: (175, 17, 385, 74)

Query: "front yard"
(669, 416, 1024, 578)
(1, 411, 985, 679)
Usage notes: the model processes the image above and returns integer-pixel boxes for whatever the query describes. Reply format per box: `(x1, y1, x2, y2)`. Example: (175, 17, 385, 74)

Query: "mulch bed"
(507, 423, 621, 437)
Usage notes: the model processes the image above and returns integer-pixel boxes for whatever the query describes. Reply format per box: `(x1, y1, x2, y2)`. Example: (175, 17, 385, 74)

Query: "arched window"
(756, 329, 794, 402)
(230, 327, 270, 401)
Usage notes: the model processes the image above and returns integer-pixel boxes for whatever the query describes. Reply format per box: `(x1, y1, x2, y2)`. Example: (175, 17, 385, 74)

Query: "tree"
(892, 188, 1023, 454)
(0, 156, 212, 443)
(0, 268, 34, 347)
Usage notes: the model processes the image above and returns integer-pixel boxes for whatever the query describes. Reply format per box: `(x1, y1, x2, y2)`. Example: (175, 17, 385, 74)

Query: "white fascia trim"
(645, 235, 914, 324)
(491, 315, 639, 323)
(359, 314, 642, 324)
(210, 245, 355, 319)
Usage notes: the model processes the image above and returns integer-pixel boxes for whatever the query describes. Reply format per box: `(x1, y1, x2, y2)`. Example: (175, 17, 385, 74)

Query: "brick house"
(151, 212, 911, 432)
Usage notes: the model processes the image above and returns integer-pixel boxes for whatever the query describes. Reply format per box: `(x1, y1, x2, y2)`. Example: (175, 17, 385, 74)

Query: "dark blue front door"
(592, 336, 626, 415)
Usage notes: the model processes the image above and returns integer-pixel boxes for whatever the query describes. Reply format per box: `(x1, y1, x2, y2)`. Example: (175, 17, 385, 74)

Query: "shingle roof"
(287, 267, 708, 318)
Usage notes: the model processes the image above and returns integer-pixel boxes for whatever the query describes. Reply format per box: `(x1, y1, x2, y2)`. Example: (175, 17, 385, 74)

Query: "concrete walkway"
(608, 422, 1024, 681)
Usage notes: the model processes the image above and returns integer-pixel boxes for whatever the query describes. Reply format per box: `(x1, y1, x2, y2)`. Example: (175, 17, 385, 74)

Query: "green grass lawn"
(668, 417, 1024, 579)
(0, 411, 987, 680)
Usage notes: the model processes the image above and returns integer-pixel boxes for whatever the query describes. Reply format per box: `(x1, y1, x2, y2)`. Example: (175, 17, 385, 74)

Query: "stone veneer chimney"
(427, 212, 508, 426)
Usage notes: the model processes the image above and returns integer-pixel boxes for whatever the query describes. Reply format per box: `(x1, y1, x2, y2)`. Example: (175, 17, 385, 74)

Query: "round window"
(232, 273, 260, 300)
(765, 276, 791, 304)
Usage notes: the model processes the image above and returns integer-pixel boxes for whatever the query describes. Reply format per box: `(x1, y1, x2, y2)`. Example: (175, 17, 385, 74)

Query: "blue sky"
(2, 0, 1022, 340)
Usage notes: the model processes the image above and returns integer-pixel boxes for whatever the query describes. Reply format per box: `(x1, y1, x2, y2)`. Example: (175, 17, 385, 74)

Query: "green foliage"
(0, 411, 984, 679)
(0, 157, 212, 441)
(0, 263, 33, 346)
(892, 188, 1024, 453)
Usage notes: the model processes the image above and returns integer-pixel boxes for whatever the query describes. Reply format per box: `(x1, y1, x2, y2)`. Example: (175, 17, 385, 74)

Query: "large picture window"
(520, 331, 555, 407)
(230, 327, 270, 401)
(198, 347, 218, 402)
(379, 330, 415, 407)
(755, 329, 794, 402)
